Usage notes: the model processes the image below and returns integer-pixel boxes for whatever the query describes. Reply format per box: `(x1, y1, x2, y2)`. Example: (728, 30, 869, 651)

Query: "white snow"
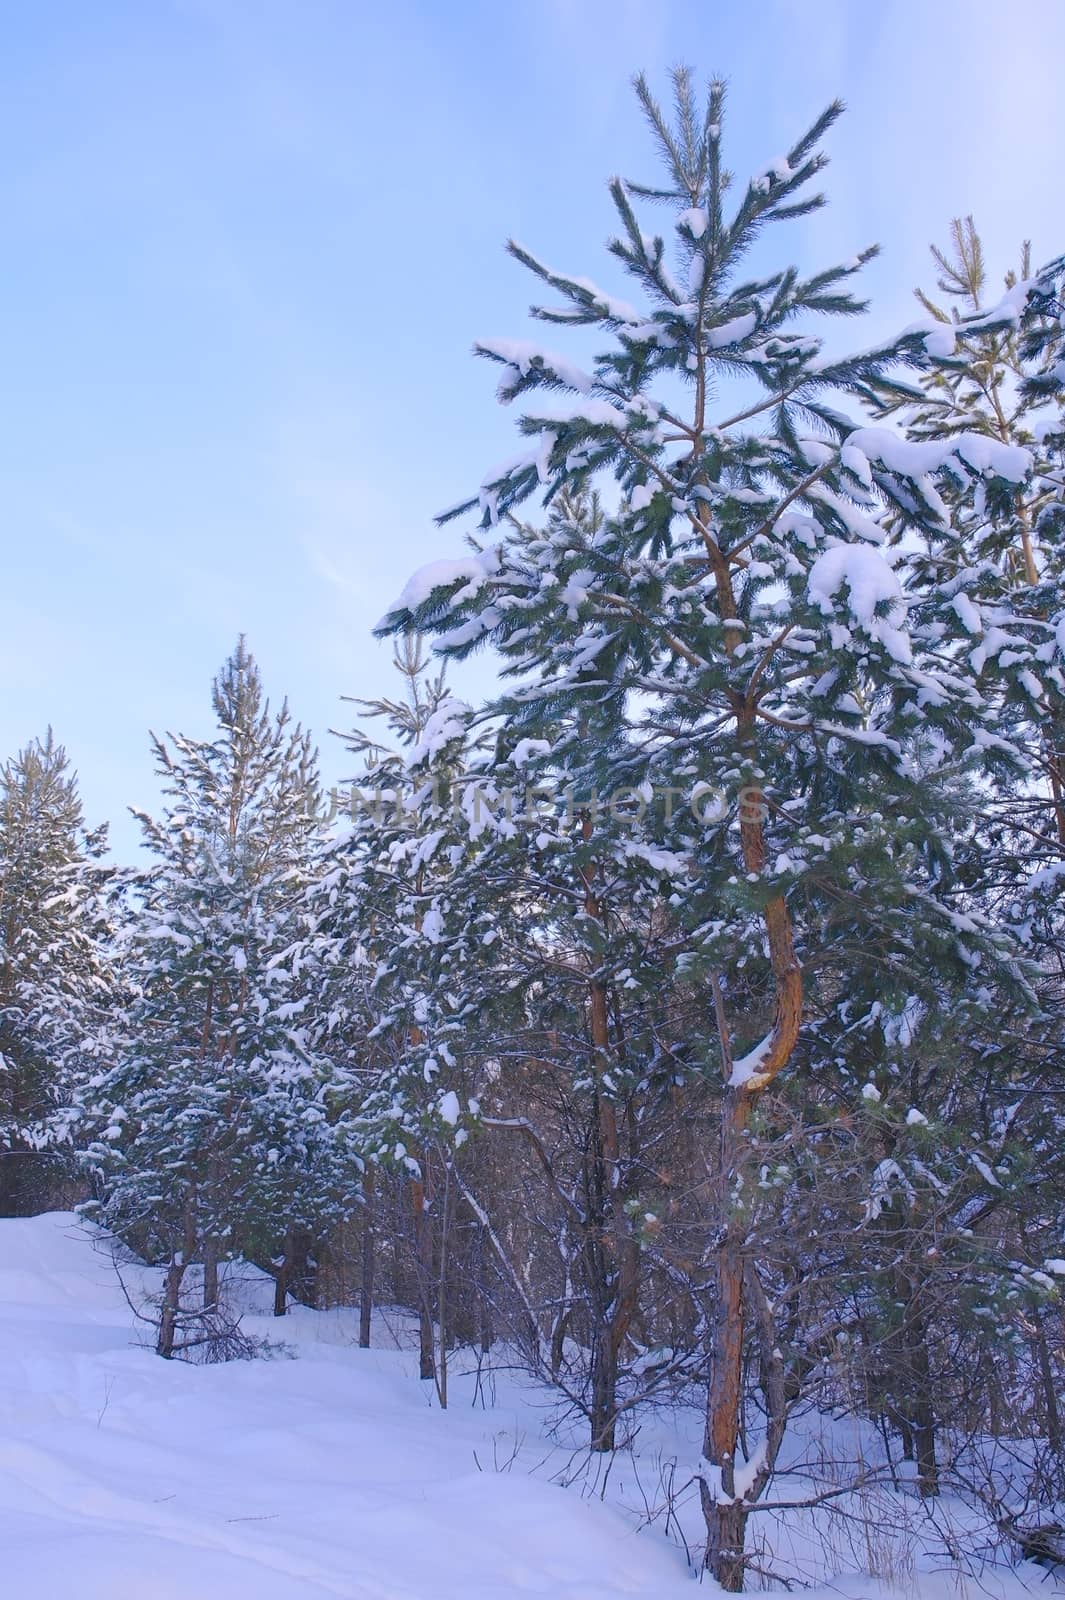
(899, 319, 958, 359)
(963, 277, 1037, 333)
(728, 1030, 774, 1088)
(507, 244, 640, 324)
(677, 206, 708, 240)
(732, 1439, 768, 1500)
(807, 544, 912, 664)
(407, 699, 471, 767)
(951, 592, 984, 635)
(706, 311, 757, 349)
(752, 157, 793, 192)
(437, 1089, 461, 1126)
(382, 549, 501, 622)
(510, 738, 552, 768)
(0, 1214, 695, 1600)
(843, 427, 1030, 487)
(970, 1152, 1003, 1189)
(864, 1158, 914, 1221)
(474, 337, 594, 396)
(522, 397, 632, 430)
(0, 1215, 1054, 1600)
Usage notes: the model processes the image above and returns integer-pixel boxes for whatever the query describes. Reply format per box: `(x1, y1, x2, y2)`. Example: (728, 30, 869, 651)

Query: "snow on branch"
(507, 239, 640, 326)
(474, 338, 595, 401)
(377, 548, 502, 631)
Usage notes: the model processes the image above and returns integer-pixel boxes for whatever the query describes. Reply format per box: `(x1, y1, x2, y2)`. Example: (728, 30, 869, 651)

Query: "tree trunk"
(411, 1170, 435, 1382)
(583, 1060, 637, 1452)
(202, 1239, 218, 1311)
(579, 819, 639, 1454)
(273, 1241, 290, 1317)
(895, 1270, 938, 1497)
(272, 1227, 317, 1316)
(1035, 1313, 1063, 1458)
(157, 1205, 196, 1359)
(588, 1072, 619, 1453)
(698, 764, 802, 1587)
(436, 1160, 451, 1410)
(360, 1166, 375, 1349)
(550, 1303, 570, 1379)
(478, 1236, 493, 1357)
(913, 1397, 939, 1498)
(704, 1501, 749, 1595)
(702, 1085, 751, 1588)
(157, 1256, 186, 1359)
(896, 1411, 915, 1462)
(590, 1354, 616, 1451)
(882, 1260, 933, 1497)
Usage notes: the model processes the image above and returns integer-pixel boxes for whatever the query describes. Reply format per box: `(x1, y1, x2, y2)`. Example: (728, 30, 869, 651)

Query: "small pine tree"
(81, 640, 341, 1354)
(903, 219, 1065, 854)
(309, 634, 485, 1389)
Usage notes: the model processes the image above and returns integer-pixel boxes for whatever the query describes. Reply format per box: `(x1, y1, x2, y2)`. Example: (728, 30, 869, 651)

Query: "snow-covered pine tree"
(783, 960, 1060, 1494)
(377, 489, 707, 1448)
(379, 69, 1047, 1588)
(0, 731, 115, 1215)
(900, 220, 1065, 864)
(909, 220, 1051, 581)
(813, 225, 1065, 1488)
(308, 635, 488, 1390)
(81, 640, 341, 1354)
(1012, 256, 1065, 1468)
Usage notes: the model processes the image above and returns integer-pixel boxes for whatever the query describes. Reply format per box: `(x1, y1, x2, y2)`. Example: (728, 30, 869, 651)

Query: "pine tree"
(81, 640, 341, 1354)
(308, 635, 487, 1389)
(902, 219, 1065, 855)
(378, 490, 705, 1446)
(379, 70, 1048, 1587)
(826, 224, 1065, 1487)
(879, 234, 1065, 1476)
(0, 731, 114, 1214)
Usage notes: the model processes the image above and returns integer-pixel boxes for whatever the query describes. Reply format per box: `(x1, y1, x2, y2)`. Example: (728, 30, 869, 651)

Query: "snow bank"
(0, 1214, 693, 1599)
(0, 1215, 1052, 1600)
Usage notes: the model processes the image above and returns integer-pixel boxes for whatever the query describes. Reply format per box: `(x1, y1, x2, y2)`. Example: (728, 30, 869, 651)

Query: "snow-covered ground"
(0, 1213, 1054, 1598)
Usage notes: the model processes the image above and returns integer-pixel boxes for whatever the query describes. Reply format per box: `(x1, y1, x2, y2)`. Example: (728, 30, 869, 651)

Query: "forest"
(1, 70, 1063, 1591)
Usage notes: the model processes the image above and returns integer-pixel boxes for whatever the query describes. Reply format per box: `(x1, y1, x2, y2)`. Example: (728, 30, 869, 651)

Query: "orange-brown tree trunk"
(702, 1086, 752, 1590)
(702, 773, 802, 1588)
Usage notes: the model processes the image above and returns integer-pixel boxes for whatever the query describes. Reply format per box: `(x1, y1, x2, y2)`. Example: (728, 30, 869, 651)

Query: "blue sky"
(3, 0, 1063, 857)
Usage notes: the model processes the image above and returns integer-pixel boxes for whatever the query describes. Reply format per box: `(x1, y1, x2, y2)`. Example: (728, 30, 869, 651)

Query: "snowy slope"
(0, 1215, 1054, 1599)
(0, 1213, 696, 1599)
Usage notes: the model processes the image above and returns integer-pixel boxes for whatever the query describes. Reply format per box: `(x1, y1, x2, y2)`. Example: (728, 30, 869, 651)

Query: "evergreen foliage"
(0, 731, 114, 1212)
(80, 641, 343, 1347)
(377, 68, 1065, 1585)
(2, 65, 1062, 1593)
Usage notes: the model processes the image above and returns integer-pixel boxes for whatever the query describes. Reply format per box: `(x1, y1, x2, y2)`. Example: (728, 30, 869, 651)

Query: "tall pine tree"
(380, 70, 1048, 1587)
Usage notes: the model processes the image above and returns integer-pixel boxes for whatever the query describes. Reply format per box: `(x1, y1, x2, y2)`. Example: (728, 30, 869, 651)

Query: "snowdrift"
(0, 1214, 1053, 1599)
